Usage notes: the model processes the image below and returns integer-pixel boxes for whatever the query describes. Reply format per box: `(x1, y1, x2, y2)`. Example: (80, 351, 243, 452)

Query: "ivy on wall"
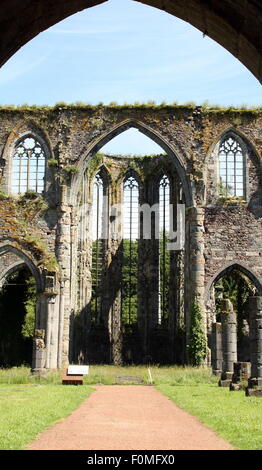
(188, 299, 208, 366)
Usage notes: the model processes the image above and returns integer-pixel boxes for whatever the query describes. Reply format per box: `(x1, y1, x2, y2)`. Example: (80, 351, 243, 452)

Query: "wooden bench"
(62, 368, 83, 385)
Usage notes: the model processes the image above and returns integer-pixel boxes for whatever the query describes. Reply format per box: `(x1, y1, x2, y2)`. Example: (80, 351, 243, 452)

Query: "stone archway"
(0, 244, 61, 371)
(0, 262, 37, 367)
(206, 262, 262, 373)
(0, 1, 261, 83)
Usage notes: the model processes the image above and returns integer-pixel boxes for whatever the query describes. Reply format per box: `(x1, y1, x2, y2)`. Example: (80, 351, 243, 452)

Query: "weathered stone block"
(245, 388, 262, 397)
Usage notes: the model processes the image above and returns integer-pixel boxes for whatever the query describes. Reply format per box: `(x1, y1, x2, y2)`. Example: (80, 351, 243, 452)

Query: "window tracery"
(12, 136, 46, 194)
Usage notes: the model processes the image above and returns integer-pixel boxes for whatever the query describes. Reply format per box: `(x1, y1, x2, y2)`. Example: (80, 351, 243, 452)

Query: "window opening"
(219, 136, 244, 197)
(122, 176, 139, 325)
(12, 136, 45, 194)
(91, 172, 104, 324)
(159, 175, 170, 325)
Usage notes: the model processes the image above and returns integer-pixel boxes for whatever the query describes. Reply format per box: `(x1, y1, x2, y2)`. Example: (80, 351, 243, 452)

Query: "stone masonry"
(0, 104, 261, 369)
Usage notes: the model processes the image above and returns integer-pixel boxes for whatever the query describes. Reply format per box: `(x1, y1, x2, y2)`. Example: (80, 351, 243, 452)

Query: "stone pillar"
(211, 322, 222, 375)
(187, 207, 206, 362)
(138, 181, 159, 362)
(105, 185, 123, 365)
(57, 279, 65, 369)
(32, 329, 46, 372)
(56, 185, 72, 367)
(45, 293, 59, 369)
(189, 207, 205, 307)
(219, 299, 237, 386)
(230, 362, 251, 390)
(248, 296, 262, 387)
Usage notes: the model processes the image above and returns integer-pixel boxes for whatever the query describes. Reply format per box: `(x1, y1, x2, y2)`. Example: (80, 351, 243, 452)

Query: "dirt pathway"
(27, 385, 233, 450)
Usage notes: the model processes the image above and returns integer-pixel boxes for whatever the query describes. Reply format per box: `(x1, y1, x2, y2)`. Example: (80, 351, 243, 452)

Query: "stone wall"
(0, 104, 261, 368)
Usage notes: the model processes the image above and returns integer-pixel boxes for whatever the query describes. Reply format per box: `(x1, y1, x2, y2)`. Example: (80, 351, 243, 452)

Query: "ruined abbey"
(0, 104, 261, 377)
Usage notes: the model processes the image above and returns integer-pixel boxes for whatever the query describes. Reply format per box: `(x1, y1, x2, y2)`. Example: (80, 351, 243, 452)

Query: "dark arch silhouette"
(0, 1, 261, 82)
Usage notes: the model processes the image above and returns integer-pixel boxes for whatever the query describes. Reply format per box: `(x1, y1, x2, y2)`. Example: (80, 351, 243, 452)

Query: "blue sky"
(0, 0, 261, 154)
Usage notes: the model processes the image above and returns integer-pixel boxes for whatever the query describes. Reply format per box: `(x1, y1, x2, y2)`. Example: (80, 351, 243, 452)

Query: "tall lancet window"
(122, 176, 139, 325)
(12, 136, 46, 194)
(158, 175, 171, 325)
(91, 172, 105, 324)
(218, 136, 245, 197)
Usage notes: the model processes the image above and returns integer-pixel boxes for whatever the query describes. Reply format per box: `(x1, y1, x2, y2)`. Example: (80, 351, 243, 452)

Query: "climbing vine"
(188, 299, 208, 366)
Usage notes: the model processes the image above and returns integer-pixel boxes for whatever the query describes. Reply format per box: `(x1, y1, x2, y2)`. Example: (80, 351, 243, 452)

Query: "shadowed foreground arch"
(0, 0, 261, 83)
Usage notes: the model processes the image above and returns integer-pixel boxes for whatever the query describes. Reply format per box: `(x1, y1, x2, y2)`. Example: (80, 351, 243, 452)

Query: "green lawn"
(157, 382, 262, 450)
(0, 365, 261, 450)
(0, 383, 93, 450)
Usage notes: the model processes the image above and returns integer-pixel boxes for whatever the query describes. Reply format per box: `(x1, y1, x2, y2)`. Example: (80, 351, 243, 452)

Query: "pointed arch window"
(91, 172, 107, 324)
(218, 136, 245, 197)
(12, 136, 46, 194)
(158, 175, 171, 325)
(122, 175, 139, 325)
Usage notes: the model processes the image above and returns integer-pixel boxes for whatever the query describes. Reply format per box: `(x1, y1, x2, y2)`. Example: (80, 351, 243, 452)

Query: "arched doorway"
(0, 264, 37, 367)
(207, 263, 262, 370)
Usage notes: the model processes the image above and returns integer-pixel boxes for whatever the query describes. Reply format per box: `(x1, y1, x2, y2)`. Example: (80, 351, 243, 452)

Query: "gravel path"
(26, 385, 233, 450)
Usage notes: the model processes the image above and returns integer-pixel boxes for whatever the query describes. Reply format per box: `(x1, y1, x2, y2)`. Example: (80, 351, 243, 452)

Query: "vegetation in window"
(21, 276, 36, 339)
(121, 239, 138, 326)
(159, 232, 170, 326)
(90, 239, 104, 325)
(0, 269, 35, 367)
(217, 182, 246, 205)
(215, 271, 256, 340)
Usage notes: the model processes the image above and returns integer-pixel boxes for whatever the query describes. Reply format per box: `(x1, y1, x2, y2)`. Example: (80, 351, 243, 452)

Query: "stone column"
(56, 185, 72, 367)
(187, 207, 206, 361)
(45, 293, 59, 369)
(248, 296, 262, 387)
(57, 279, 65, 369)
(211, 322, 222, 375)
(219, 299, 237, 386)
(105, 184, 123, 365)
(32, 329, 46, 372)
(230, 362, 251, 390)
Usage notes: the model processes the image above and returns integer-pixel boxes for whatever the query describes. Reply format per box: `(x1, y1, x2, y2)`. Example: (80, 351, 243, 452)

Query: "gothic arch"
(0, 243, 44, 293)
(207, 127, 261, 166)
(88, 164, 112, 200)
(3, 120, 52, 158)
(122, 168, 142, 188)
(0, 1, 261, 83)
(205, 261, 262, 300)
(70, 119, 192, 206)
(2, 121, 52, 195)
(0, 261, 26, 287)
(205, 127, 262, 204)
